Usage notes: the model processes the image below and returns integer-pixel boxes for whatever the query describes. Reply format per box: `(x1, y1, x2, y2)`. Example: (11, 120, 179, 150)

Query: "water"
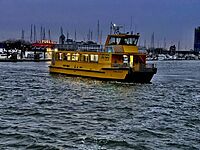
(0, 61, 199, 150)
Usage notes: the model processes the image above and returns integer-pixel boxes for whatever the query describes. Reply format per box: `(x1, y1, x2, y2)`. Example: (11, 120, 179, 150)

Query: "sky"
(0, 0, 200, 49)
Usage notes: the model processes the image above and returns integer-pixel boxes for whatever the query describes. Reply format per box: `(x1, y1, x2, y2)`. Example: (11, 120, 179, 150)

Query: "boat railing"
(55, 43, 102, 52)
(112, 63, 156, 70)
(146, 63, 156, 68)
(112, 63, 129, 68)
(104, 46, 115, 53)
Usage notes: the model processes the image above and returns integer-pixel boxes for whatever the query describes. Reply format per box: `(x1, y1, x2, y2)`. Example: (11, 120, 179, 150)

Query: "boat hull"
(49, 66, 157, 83)
(125, 68, 157, 83)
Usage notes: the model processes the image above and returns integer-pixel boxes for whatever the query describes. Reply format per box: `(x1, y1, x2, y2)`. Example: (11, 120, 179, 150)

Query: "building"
(31, 40, 56, 60)
(194, 27, 200, 52)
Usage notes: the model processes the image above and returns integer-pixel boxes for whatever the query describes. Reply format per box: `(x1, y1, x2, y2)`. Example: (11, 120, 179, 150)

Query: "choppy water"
(0, 61, 200, 150)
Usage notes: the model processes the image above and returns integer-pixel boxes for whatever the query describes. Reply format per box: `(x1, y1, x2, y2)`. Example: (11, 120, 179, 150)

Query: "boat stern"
(125, 64, 157, 83)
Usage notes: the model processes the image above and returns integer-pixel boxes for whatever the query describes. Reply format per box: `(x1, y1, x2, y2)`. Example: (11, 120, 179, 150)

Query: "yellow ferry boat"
(49, 26, 157, 83)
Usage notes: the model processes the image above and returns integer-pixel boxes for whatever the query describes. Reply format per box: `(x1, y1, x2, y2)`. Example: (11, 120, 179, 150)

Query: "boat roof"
(107, 33, 140, 38)
(56, 50, 146, 56)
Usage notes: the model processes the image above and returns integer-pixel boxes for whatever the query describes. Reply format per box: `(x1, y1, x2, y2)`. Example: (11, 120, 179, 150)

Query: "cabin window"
(123, 55, 128, 64)
(112, 55, 123, 64)
(59, 53, 62, 60)
(67, 53, 71, 61)
(64, 53, 71, 61)
(76, 54, 79, 61)
(55, 53, 59, 60)
(108, 37, 115, 45)
(81, 54, 89, 62)
(63, 53, 67, 60)
(71, 53, 79, 61)
(108, 37, 138, 46)
(109, 37, 120, 45)
(72, 54, 75, 61)
(119, 38, 127, 45)
(90, 54, 98, 62)
(129, 38, 138, 45)
(63, 53, 71, 61)
(101, 54, 110, 61)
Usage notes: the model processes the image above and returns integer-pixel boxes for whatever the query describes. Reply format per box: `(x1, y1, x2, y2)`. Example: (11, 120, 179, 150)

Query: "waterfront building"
(31, 40, 56, 60)
(194, 27, 200, 52)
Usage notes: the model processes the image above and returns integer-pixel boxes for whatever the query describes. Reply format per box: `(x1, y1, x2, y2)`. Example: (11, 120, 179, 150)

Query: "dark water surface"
(0, 61, 199, 150)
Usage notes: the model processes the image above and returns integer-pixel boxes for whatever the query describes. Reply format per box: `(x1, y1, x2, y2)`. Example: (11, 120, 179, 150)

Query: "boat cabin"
(105, 34, 139, 46)
(104, 34, 140, 53)
(52, 33, 146, 72)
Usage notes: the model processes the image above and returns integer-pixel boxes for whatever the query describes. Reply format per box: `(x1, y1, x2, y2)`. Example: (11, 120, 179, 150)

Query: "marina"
(0, 34, 200, 62)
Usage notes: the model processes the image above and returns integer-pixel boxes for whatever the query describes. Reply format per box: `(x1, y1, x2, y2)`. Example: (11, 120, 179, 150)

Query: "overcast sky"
(0, 0, 200, 49)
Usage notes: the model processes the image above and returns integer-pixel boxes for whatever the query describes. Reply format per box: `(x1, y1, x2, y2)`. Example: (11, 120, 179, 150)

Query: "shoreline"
(0, 59, 51, 62)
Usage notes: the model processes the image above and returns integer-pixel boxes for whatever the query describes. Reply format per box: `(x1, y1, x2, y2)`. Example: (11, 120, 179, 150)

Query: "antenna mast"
(60, 27, 63, 35)
(97, 20, 100, 43)
(48, 29, 51, 40)
(67, 31, 69, 40)
(30, 24, 33, 42)
(74, 29, 77, 41)
(34, 25, 37, 42)
(163, 37, 166, 49)
(151, 32, 155, 49)
(40, 26, 43, 41)
(21, 29, 25, 40)
(111, 23, 123, 34)
(43, 27, 46, 40)
(178, 41, 180, 51)
(130, 16, 133, 32)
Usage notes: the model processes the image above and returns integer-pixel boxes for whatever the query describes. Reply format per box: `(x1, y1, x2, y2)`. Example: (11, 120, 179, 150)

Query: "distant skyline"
(0, 0, 200, 49)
